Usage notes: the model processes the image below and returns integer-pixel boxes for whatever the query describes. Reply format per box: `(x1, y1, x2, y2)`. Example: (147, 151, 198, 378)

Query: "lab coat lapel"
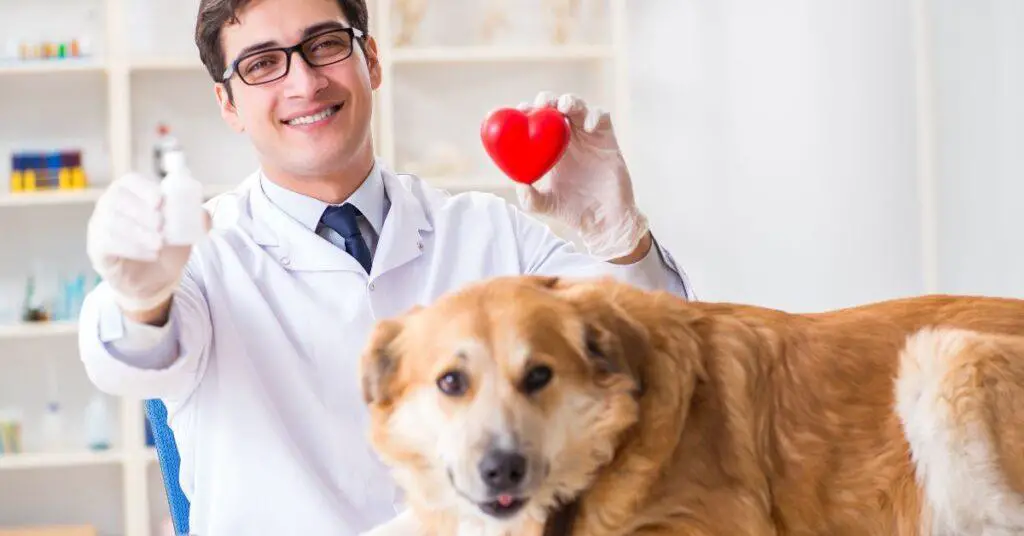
(248, 178, 366, 273)
(370, 169, 433, 278)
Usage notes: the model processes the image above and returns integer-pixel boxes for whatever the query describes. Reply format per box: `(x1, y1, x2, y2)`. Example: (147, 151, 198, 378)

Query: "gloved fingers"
(516, 183, 556, 215)
(113, 172, 163, 211)
(583, 105, 611, 134)
(516, 100, 532, 112)
(556, 93, 589, 128)
(100, 224, 162, 263)
(532, 90, 559, 110)
(107, 194, 163, 233)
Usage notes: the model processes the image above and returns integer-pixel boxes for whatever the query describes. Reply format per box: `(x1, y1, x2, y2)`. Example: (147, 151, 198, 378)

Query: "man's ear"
(215, 83, 245, 133)
(360, 318, 403, 406)
(362, 35, 382, 90)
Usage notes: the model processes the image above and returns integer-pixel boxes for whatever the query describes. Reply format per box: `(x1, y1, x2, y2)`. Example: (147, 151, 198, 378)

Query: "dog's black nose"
(478, 450, 527, 492)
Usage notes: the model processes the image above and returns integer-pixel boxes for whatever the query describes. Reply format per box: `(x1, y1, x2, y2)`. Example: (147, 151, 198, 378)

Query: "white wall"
(929, 0, 1024, 298)
(628, 0, 926, 312)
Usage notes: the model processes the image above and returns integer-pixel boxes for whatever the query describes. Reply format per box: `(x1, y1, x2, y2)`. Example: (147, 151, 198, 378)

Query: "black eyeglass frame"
(221, 26, 366, 86)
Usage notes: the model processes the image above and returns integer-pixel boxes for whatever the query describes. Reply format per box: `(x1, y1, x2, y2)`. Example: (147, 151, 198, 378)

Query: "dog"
(358, 275, 1024, 535)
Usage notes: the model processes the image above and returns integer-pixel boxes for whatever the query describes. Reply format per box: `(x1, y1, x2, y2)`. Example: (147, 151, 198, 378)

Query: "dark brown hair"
(194, 0, 369, 83)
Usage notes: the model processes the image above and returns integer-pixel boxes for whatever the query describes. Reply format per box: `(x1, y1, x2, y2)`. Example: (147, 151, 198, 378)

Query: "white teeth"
(286, 105, 339, 126)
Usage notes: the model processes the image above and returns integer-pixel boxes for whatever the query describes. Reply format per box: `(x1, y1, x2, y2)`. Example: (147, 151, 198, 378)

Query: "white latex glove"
(515, 91, 650, 261)
(86, 173, 203, 313)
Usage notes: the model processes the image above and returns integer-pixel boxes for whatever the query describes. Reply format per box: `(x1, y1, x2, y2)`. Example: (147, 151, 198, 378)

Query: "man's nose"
(478, 449, 527, 493)
(283, 51, 327, 95)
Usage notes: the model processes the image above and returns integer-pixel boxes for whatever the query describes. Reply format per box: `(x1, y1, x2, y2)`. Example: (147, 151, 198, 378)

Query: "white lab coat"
(78, 165, 693, 536)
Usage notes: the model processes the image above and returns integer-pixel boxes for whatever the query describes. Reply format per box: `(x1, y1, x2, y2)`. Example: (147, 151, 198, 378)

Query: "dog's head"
(359, 275, 647, 526)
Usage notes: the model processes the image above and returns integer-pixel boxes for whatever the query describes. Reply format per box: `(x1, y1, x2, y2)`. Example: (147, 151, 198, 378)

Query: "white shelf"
(0, 59, 107, 75)
(129, 56, 205, 72)
(0, 450, 124, 471)
(0, 321, 78, 341)
(390, 44, 613, 63)
(0, 189, 102, 207)
(0, 184, 239, 208)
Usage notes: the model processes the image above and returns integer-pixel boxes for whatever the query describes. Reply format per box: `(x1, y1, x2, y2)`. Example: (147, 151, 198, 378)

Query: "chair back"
(145, 399, 190, 536)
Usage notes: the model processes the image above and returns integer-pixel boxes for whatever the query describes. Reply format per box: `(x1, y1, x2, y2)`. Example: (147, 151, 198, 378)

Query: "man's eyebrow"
(301, 21, 348, 38)
(234, 21, 349, 59)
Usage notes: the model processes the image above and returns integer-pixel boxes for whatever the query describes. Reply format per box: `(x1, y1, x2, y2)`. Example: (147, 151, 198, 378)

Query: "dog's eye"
(437, 370, 468, 396)
(521, 365, 553, 394)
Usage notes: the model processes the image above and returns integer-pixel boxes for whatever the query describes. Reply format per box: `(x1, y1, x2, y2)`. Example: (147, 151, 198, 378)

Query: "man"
(79, 0, 694, 533)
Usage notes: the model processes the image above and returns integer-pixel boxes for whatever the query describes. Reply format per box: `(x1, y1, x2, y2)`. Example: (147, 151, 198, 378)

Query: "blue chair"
(146, 399, 191, 536)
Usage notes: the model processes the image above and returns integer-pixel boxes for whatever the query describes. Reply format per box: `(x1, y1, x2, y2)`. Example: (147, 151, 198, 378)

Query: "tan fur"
(359, 275, 1024, 535)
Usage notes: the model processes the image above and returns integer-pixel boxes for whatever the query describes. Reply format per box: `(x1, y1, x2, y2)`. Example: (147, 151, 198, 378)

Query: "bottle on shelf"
(39, 359, 66, 452)
(153, 123, 182, 180)
(84, 392, 112, 451)
(40, 401, 65, 452)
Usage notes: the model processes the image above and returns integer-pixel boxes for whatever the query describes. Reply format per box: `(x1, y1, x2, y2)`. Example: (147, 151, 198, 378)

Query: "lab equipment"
(161, 150, 205, 245)
(40, 402, 65, 452)
(6, 37, 88, 62)
(84, 393, 111, 451)
(40, 359, 66, 452)
(0, 409, 24, 455)
(8, 150, 88, 193)
(153, 124, 182, 179)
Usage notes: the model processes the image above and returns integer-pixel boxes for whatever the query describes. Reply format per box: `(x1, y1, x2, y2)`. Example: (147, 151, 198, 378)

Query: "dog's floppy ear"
(581, 301, 648, 396)
(360, 312, 413, 406)
(559, 281, 648, 396)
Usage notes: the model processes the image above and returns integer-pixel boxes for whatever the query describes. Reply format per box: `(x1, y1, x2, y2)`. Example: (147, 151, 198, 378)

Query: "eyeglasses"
(222, 27, 365, 86)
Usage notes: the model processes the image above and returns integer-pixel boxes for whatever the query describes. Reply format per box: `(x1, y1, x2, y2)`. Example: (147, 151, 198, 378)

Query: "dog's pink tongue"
(497, 495, 514, 507)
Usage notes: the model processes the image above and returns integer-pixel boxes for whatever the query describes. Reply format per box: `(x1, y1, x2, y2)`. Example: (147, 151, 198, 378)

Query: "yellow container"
(58, 167, 72, 189)
(71, 167, 87, 189)
(23, 170, 37, 191)
(10, 170, 24, 192)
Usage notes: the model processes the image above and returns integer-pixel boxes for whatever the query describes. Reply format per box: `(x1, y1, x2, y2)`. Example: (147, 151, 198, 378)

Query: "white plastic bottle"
(84, 393, 111, 451)
(160, 149, 205, 246)
(40, 401, 65, 452)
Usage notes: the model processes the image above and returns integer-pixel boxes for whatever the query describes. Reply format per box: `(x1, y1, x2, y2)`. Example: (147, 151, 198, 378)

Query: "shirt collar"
(258, 160, 388, 236)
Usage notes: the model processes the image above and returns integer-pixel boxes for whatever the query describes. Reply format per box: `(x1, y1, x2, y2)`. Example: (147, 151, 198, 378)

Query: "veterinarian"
(78, 0, 694, 534)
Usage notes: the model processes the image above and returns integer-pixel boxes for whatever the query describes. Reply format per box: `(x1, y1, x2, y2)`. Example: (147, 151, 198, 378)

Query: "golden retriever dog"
(358, 275, 1024, 536)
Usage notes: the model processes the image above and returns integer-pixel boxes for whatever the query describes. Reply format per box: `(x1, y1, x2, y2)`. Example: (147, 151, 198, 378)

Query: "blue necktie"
(321, 204, 373, 274)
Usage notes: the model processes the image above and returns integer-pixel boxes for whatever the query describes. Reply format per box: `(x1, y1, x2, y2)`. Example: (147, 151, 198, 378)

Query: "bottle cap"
(163, 150, 188, 174)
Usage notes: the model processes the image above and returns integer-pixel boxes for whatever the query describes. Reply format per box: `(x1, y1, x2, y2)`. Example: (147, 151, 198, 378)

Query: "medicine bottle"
(160, 150, 205, 245)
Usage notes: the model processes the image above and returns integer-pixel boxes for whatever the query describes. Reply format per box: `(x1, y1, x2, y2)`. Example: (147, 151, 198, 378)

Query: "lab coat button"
(417, 241, 424, 251)
(368, 283, 376, 291)
(280, 257, 291, 266)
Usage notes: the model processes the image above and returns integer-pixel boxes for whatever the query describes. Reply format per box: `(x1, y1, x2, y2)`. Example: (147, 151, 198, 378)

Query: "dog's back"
(593, 291, 1024, 535)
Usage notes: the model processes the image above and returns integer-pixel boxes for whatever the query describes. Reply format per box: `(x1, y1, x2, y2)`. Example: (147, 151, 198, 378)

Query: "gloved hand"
(86, 172, 204, 313)
(515, 91, 650, 261)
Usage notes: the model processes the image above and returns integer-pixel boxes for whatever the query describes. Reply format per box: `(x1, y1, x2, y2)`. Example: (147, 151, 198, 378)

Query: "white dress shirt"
(78, 159, 693, 536)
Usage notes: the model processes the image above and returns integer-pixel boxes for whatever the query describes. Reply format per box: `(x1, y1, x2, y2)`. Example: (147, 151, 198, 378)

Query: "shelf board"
(0, 59, 107, 75)
(390, 44, 614, 64)
(0, 183, 239, 208)
(0, 450, 124, 471)
(0, 188, 102, 207)
(0, 321, 78, 341)
(130, 56, 205, 72)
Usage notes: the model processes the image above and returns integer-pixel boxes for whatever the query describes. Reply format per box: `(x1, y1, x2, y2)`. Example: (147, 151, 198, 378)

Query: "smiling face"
(214, 0, 380, 183)
(360, 276, 645, 528)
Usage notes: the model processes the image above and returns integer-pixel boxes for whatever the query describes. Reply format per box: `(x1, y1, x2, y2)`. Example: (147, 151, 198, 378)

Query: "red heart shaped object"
(480, 107, 570, 185)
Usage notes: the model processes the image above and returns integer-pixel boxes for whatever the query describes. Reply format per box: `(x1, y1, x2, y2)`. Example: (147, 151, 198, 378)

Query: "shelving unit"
(0, 0, 628, 534)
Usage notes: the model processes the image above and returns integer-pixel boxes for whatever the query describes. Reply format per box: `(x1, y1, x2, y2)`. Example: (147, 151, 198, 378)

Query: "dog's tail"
(895, 327, 1024, 534)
